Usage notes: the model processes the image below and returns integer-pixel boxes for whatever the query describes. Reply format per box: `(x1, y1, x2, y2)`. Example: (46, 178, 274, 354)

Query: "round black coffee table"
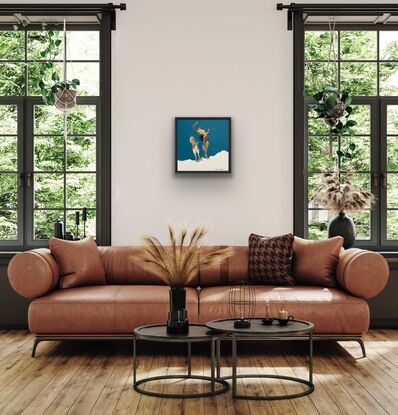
(206, 318, 314, 400)
(133, 324, 229, 398)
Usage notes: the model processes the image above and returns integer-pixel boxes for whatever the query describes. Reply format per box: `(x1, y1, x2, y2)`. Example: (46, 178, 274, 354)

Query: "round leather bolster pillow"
(336, 249, 389, 299)
(8, 249, 60, 299)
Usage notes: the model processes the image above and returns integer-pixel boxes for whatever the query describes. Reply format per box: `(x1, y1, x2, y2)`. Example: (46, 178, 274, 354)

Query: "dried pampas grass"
(312, 169, 375, 214)
(138, 225, 234, 287)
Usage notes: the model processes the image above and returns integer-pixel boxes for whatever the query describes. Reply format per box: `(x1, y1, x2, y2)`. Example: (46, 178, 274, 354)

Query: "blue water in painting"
(176, 119, 230, 161)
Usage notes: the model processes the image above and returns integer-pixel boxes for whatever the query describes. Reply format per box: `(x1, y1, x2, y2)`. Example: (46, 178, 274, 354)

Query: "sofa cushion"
(199, 285, 369, 334)
(248, 233, 295, 285)
(28, 285, 199, 334)
(293, 236, 344, 287)
(49, 237, 106, 289)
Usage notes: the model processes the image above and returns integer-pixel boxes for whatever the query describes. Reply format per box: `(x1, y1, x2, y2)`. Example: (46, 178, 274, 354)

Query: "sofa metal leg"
(31, 337, 41, 357)
(357, 338, 366, 358)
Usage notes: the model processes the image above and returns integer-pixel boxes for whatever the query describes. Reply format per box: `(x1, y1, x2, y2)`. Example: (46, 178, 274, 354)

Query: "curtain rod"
(276, 3, 398, 30)
(0, 3, 126, 13)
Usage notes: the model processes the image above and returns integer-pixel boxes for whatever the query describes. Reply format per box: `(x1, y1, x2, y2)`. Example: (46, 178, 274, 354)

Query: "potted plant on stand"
(138, 225, 233, 334)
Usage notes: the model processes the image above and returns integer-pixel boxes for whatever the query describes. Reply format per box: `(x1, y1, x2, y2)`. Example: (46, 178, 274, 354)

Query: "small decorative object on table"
(229, 282, 256, 328)
(139, 225, 233, 334)
(277, 308, 294, 325)
(53, 219, 63, 239)
(261, 300, 274, 325)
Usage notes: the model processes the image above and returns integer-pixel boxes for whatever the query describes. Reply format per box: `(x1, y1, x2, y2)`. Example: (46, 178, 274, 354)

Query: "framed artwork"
(175, 117, 231, 173)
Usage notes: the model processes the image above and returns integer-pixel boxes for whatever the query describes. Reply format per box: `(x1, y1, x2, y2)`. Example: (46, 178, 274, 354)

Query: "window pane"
(66, 173, 96, 208)
(350, 211, 371, 240)
(387, 174, 398, 208)
(0, 174, 17, 209)
(380, 63, 398, 96)
(34, 210, 64, 240)
(28, 63, 62, 96)
(0, 137, 17, 171)
(0, 31, 24, 60)
(27, 31, 63, 60)
(340, 63, 377, 96)
(304, 31, 335, 61)
(387, 137, 398, 171)
(380, 31, 398, 60)
(66, 209, 96, 239)
(0, 105, 17, 134)
(340, 31, 377, 60)
(0, 63, 24, 95)
(67, 106, 96, 135)
(308, 136, 337, 171)
(305, 62, 337, 96)
(308, 210, 329, 240)
(308, 173, 323, 206)
(34, 136, 64, 171)
(67, 137, 96, 171)
(34, 173, 64, 208)
(340, 136, 370, 171)
(387, 105, 398, 135)
(67, 31, 99, 61)
(0, 210, 17, 240)
(350, 105, 371, 135)
(387, 210, 398, 240)
(67, 62, 99, 96)
(34, 105, 63, 135)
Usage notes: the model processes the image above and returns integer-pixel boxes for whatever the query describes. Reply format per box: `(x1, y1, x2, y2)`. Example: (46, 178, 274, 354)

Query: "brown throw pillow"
(293, 236, 344, 287)
(248, 233, 295, 285)
(49, 237, 106, 289)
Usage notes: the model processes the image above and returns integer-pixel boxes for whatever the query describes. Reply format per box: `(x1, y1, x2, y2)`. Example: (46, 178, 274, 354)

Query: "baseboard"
(370, 319, 398, 329)
(0, 324, 28, 330)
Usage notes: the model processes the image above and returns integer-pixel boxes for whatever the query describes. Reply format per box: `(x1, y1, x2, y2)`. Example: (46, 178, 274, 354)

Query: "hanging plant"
(37, 25, 80, 111)
(312, 86, 357, 136)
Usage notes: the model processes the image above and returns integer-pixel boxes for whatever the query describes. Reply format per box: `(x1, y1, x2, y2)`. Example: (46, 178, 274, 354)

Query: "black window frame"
(294, 13, 398, 251)
(0, 15, 112, 251)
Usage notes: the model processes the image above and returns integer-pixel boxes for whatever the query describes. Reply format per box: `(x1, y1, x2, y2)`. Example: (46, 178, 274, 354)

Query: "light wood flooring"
(0, 330, 398, 414)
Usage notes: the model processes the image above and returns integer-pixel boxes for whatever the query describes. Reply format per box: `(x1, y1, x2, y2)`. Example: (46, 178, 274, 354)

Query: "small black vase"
(328, 212, 356, 249)
(167, 287, 189, 334)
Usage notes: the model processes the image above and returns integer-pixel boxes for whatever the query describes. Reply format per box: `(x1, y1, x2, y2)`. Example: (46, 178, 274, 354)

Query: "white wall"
(2, 0, 394, 245)
(113, 0, 293, 245)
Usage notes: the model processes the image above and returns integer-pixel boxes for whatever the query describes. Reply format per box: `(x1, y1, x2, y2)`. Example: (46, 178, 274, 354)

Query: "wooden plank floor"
(0, 330, 397, 415)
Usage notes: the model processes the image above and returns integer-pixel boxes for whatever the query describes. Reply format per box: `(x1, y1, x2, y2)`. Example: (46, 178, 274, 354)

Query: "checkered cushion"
(248, 233, 295, 285)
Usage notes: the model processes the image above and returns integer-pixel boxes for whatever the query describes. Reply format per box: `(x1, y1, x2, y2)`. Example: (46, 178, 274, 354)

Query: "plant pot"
(167, 287, 189, 334)
(54, 88, 77, 112)
(328, 212, 356, 249)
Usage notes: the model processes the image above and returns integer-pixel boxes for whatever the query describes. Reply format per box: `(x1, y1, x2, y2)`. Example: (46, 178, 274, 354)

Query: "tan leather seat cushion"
(29, 285, 199, 334)
(198, 286, 369, 335)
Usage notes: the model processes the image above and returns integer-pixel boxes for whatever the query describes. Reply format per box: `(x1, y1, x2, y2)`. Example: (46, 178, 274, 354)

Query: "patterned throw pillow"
(248, 233, 295, 285)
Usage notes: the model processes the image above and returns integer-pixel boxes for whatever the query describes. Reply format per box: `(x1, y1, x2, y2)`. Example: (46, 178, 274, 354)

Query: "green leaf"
(323, 86, 338, 93)
(346, 106, 353, 114)
(72, 78, 80, 86)
(313, 92, 323, 101)
(326, 95, 338, 109)
(349, 143, 356, 151)
(346, 120, 357, 127)
(55, 39, 62, 46)
(51, 72, 59, 81)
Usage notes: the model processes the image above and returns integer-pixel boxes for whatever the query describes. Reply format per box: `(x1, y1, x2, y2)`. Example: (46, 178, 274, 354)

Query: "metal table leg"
(232, 334, 237, 398)
(133, 336, 137, 385)
(216, 339, 221, 378)
(187, 342, 192, 376)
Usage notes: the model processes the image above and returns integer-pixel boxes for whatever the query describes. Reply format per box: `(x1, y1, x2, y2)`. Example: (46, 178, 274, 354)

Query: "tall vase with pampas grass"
(139, 225, 233, 334)
(312, 169, 375, 248)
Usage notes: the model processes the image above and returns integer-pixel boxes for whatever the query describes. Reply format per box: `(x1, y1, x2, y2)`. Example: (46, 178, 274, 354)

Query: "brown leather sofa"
(8, 246, 389, 357)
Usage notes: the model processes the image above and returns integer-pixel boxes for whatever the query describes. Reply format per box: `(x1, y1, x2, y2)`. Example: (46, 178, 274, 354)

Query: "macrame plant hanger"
(327, 17, 338, 158)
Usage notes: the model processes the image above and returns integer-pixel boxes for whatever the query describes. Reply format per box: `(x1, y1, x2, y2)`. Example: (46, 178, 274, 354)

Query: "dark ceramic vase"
(167, 287, 189, 334)
(328, 212, 356, 249)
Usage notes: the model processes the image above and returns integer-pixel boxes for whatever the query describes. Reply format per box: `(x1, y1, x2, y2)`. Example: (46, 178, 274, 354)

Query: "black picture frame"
(175, 117, 231, 174)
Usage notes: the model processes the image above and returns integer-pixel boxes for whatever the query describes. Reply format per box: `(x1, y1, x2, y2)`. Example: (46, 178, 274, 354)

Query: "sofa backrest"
(99, 246, 200, 286)
(199, 246, 249, 287)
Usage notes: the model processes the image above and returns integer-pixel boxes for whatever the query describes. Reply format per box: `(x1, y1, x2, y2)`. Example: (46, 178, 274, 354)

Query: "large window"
(0, 15, 111, 249)
(296, 23, 398, 249)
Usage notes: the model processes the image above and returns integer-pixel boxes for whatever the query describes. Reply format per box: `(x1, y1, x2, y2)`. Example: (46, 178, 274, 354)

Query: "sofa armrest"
(336, 248, 389, 299)
(8, 248, 60, 299)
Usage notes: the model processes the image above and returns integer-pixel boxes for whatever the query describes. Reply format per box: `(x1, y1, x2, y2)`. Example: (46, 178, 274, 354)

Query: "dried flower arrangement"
(138, 225, 234, 287)
(312, 169, 375, 214)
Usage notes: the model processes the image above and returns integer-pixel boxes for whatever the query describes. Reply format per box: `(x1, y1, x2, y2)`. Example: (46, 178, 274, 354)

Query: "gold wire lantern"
(229, 282, 256, 328)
